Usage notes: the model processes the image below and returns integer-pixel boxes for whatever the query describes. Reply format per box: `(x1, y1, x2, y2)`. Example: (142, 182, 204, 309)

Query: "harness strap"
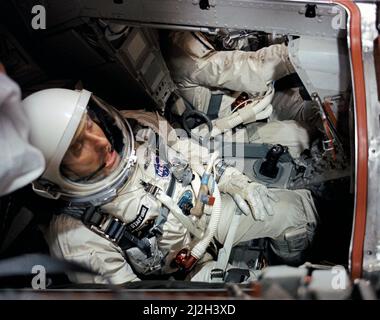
(60, 205, 154, 257)
(59, 175, 176, 258)
(207, 94, 223, 120)
(149, 175, 176, 237)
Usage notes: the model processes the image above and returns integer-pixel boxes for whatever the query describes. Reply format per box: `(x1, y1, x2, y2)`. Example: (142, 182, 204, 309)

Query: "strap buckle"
(322, 138, 335, 152)
(88, 212, 126, 244)
(140, 180, 161, 196)
(210, 268, 225, 280)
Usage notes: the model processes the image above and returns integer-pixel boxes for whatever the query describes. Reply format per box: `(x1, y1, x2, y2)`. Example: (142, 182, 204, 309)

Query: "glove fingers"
(249, 187, 274, 218)
(247, 191, 265, 221)
(257, 187, 273, 216)
(267, 190, 280, 202)
(256, 190, 267, 220)
(263, 198, 275, 216)
(246, 193, 258, 220)
(257, 187, 275, 216)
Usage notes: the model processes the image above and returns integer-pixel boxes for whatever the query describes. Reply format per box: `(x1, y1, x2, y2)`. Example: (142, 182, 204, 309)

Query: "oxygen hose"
(154, 152, 222, 269)
(189, 152, 222, 261)
(155, 192, 204, 239)
(190, 175, 221, 260)
(213, 85, 275, 134)
(190, 151, 216, 217)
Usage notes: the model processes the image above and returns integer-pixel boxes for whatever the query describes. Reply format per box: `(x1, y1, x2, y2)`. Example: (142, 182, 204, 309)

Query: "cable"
(230, 98, 254, 114)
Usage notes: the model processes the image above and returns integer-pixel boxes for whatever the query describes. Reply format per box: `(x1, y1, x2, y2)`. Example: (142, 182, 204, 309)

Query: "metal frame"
(356, 2, 380, 279)
(78, 0, 345, 38)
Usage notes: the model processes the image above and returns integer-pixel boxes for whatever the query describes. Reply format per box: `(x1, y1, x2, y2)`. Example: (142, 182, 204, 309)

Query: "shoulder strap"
(59, 205, 153, 257)
(58, 174, 177, 257)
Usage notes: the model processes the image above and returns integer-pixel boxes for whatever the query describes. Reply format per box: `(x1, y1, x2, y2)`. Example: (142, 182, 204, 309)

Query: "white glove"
(218, 167, 277, 221)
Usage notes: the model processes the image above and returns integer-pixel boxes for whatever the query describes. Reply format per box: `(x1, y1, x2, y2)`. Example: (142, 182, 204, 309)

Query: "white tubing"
(255, 104, 273, 121)
(157, 150, 222, 261)
(191, 176, 222, 260)
(249, 85, 275, 114)
(205, 156, 214, 175)
(205, 152, 219, 175)
(214, 112, 241, 132)
(228, 114, 244, 128)
(189, 152, 222, 260)
(156, 192, 204, 239)
(213, 85, 275, 133)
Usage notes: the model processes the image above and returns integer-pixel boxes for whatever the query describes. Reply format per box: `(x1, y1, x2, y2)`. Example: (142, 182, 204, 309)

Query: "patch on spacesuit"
(177, 190, 194, 216)
(154, 156, 170, 177)
(126, 205, 149, 231)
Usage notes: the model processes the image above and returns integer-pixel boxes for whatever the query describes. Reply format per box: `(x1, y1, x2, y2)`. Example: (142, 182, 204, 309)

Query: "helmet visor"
(60, 95, 128, 184)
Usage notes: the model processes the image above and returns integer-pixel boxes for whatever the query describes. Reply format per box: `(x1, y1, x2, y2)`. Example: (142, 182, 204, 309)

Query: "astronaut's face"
(61, 113, 120, 182)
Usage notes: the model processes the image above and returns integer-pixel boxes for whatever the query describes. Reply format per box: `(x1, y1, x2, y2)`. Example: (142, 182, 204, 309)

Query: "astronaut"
(165, 31, 320, 158)
(22, 88, 318, 284)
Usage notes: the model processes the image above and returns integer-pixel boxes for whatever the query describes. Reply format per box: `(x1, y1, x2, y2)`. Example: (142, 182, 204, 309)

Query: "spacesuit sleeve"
(61, 248, 140, 285)
(191, 43, 295, 95)
(87, 249, 141, 284)
(46, 215, 140, 285)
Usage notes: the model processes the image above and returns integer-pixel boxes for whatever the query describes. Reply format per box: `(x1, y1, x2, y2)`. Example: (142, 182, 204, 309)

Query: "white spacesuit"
(166, 31, 316, 158)
(22, 88, 318, 285)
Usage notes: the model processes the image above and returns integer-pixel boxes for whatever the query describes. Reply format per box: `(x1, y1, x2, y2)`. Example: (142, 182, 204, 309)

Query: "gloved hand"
(218, 167, 277, 221)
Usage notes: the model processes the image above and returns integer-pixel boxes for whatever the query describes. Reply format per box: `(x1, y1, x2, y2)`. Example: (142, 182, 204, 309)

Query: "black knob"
(305, 4, 317, 18)
(199, 0, 210, 10)
(259, 144, 285, 179)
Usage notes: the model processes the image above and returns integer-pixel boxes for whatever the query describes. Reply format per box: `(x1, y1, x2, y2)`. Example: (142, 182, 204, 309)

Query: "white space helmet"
(22, 88, 136, 205)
